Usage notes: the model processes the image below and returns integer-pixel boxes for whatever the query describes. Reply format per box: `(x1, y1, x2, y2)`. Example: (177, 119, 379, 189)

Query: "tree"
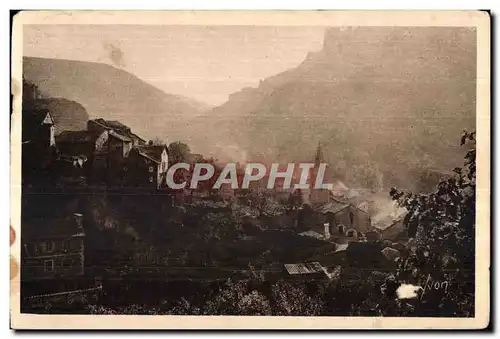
(389, 130, 475, 264)
(271, 281, 323, 316)
(168, 141, 191, 164)
(149, 137, 167, 146)
(203, 280, 271, 315)
(388, 130, 476, 316)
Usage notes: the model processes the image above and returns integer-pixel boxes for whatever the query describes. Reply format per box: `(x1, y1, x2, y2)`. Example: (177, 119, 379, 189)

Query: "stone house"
(56, 117, 168, 188)
(298, 197, 372, 243)
(371, 201, 408, 240)
(22, 213, 85, 280)
(86, 119, 133, 186)
(55, 130, 99, 180)
(124, 145, 169, 189)
(56, 130, 97, 158)
(372, 211, 408, 241)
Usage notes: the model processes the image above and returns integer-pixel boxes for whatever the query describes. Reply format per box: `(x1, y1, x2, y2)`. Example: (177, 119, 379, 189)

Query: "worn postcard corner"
(10, 10, 490, 330)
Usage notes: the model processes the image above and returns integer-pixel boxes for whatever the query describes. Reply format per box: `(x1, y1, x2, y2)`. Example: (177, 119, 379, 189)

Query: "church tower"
(310, 142, 324, 185)
(308, 142, 331, 205)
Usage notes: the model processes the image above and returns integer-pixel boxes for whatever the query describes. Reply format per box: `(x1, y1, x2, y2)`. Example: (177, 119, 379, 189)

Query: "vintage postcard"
(10, 10, 490, 329)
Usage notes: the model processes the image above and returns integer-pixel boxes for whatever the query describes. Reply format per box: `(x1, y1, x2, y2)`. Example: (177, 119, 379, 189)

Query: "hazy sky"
(23, 25, 325, 105)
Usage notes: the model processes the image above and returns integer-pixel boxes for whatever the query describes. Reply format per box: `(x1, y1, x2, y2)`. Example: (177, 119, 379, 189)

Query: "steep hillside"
(23, 57, 211, 145)
(201, 27, 477, 190)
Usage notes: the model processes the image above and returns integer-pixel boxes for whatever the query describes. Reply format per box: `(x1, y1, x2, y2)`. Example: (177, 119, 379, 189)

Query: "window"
(42, 241, 55, 253)
(349, 212, 355, 226)
(346, 229, 357, 238)
(72, 239, 83, 251)
(123, 142, 132, 157)
(149, 166, 154, 173)
(338, 225, 345, 234)
(44, 260, 54, 273)
(63, 258, 75, 270)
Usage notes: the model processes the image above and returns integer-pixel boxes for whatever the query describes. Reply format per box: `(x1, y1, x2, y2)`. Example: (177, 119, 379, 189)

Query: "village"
(13, 18, 479, 320)
(20, 80, 413, 312)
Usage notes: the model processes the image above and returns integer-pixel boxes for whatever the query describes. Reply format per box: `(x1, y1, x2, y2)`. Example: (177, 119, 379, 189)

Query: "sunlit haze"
(24, 25, 326, 106)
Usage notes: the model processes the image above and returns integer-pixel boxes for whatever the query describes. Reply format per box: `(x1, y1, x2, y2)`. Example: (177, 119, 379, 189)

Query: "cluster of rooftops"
(56, 118, 167, 164)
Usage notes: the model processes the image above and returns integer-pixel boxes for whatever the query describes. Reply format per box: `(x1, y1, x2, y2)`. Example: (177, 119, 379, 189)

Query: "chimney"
(73, 213, 83, 230)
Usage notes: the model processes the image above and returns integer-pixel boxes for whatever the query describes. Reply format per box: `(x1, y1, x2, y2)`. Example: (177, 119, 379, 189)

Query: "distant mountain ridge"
(23, 56, 212, 145)
(197, 27, 476, 190)
(23, 26, 477, 192)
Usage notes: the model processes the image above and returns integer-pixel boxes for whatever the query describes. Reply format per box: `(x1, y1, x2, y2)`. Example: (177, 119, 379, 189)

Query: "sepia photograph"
(10, 10, 490, 329)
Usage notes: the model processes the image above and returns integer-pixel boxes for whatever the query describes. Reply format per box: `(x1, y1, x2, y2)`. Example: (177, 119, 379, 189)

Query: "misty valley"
(19, 26, 476, 317)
